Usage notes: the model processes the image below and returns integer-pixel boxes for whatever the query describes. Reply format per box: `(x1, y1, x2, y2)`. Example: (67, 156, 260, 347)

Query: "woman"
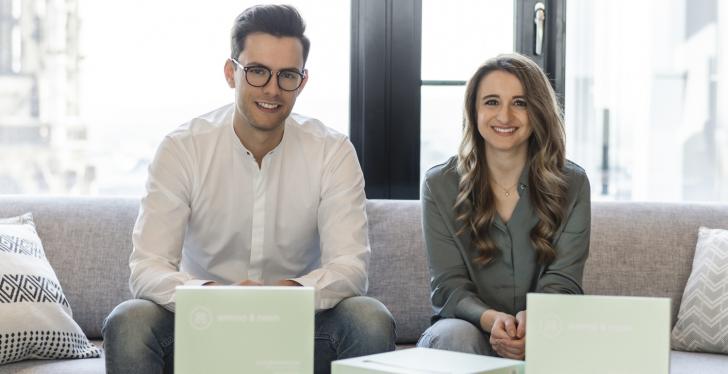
(417, 53, 591, 360)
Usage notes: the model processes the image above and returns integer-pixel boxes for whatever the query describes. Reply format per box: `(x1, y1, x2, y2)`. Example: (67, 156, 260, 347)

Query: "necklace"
(492, 179, 518, 197)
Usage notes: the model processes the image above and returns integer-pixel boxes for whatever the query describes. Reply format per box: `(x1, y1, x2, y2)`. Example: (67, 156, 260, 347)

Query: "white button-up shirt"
(129, 104, 370, 311)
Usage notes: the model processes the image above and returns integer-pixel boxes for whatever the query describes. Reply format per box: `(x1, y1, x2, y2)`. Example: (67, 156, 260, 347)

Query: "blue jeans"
(102, 296, 396, 374)
(416, 318, 495, 356)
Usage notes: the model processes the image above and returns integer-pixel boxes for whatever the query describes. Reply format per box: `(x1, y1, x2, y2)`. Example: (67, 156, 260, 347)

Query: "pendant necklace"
(492, 180, 518, 197)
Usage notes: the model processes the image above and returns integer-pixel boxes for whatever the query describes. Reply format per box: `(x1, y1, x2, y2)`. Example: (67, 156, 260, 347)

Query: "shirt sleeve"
(128, 136, 200, 312)
(536, 174, 591, 294)
(291, 138, 370, 310)
(422, 178, 489, 328)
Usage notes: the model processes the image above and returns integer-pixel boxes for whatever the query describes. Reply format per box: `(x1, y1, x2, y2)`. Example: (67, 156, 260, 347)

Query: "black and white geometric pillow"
(0, 213, 101, 365)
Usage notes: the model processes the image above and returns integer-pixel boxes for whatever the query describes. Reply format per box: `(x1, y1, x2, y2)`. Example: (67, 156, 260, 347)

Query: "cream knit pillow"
(671, 226, 728, 353)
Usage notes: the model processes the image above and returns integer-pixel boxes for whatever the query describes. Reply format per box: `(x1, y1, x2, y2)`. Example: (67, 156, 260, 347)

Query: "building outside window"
(1, 0, 726, 202)
(0, 0, 349, 195)
(419, 0, 514, 186)
(565, 0, 728, 202)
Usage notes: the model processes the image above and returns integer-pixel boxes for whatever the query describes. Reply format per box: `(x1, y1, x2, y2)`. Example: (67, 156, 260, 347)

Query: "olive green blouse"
(422, 156, 591, 327)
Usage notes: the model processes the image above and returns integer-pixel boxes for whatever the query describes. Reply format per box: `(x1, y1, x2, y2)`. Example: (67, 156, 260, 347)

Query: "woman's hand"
(515, 310, 526, 339)
(484, 309, 526, 360)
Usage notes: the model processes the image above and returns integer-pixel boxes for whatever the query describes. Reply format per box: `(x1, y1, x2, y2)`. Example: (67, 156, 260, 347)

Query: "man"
(102, 4, 396, 374)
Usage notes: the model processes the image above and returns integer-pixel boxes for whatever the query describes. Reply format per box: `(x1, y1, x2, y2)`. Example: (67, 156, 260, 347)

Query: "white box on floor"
(331, 347, 525, 374)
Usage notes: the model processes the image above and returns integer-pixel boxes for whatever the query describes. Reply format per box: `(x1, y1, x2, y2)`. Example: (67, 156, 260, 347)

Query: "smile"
(492, 126, 517, 134)
(256, 101, 281, 110)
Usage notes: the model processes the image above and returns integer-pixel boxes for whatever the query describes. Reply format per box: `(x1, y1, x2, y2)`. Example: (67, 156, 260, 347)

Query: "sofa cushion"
(0, 213, 100, 365)
(669, 350, 728, 374)
(584, 202, 728, 325)
(366, 200, 432, 344)
(671, 227, 728, 354)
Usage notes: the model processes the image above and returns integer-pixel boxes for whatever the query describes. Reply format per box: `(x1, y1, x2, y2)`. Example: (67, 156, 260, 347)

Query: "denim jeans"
(416, 318, 495, 356)
(102, 296, 396, 374)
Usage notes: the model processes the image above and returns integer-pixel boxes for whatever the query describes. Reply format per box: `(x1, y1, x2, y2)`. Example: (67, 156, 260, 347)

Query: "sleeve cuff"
(184, 279, 213, 286)
(290, 276, 316, 288)
(289, 275, 348, 311)
(455, 296, 490, 328)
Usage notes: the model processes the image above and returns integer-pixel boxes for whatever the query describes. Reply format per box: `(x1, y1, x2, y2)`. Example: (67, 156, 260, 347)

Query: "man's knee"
(336, 296, 396, 346)
(102, 299, 172, 342)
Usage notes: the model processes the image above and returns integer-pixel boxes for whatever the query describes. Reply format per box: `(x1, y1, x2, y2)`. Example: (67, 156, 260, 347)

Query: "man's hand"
(201, 280, 263, 286)
(273, 279, 302, 287)
(202, 279, 301, 286)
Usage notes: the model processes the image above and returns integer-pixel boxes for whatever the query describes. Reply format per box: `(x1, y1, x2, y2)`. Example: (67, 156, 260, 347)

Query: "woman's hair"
(455, 53, 568, 266)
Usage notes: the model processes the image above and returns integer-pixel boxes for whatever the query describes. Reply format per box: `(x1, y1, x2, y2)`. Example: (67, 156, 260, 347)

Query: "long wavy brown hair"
(455, 53, 568, 266)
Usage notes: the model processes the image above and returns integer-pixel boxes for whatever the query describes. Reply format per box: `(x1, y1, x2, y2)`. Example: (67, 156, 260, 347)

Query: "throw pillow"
(0, 213, 101, 365)
(671, 226, 728, 353)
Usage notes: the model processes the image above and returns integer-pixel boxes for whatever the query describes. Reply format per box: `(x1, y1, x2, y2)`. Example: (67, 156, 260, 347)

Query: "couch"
(0, 196, 727, 373)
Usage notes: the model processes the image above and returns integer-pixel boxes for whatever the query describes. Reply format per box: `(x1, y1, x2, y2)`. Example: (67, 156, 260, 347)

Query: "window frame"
(350, 0, 566, 199)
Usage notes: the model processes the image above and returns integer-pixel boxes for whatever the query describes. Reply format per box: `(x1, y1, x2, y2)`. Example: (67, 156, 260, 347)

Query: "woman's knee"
(417, 318, 489, 355)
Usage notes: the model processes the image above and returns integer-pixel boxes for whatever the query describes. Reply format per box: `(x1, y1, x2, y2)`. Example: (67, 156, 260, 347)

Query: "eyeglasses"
(229, 58, 305, 92)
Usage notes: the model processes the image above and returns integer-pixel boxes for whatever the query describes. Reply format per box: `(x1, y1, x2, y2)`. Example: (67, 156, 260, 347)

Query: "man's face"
(225, 32, 307, 133)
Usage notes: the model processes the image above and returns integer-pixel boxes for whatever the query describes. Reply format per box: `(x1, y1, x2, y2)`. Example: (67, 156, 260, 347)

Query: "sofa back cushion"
(0, 197, 137, 340)
(366, 200, 728, 343)
(585, 202, 728, 326)
(4, 196, 727, 345)
(366, 200, 431, 344)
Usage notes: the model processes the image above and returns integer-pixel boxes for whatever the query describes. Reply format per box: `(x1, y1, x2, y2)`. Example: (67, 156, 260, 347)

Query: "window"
(420, 0, 514, 184)
(352, 0, 551, 199)
(565, 0, 728, 202)
(0, 0, 349, 195)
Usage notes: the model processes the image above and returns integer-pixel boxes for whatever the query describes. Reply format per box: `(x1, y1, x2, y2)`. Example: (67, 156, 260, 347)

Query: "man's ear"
(224, 59, 236, 88)
(296, 69, 309, 93)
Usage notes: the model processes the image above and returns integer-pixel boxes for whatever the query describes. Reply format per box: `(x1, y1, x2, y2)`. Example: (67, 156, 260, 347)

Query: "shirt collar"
(228, 115, 289, 159)
(518, 162, 530, 192)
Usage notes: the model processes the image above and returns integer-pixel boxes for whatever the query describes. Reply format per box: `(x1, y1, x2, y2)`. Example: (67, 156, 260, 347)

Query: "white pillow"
(671, 226, 728, 354)
(0, 213, 100, 365)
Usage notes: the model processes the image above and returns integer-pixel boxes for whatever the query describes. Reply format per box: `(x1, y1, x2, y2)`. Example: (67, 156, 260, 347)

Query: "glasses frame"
(229, 58, 305, 92)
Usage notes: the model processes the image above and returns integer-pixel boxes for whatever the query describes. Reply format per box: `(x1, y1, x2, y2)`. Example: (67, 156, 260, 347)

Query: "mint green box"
(526, 293, 671, 374)
(332, 347, 525, 374)
(174, 286, 314, 374)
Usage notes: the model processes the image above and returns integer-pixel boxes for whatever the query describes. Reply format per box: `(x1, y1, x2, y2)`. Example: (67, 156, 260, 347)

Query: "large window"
(420, 0, 514, 184)
(565, 0, 728, 202)
(0, 0, 349, 195)
(4, 0, 726, 202)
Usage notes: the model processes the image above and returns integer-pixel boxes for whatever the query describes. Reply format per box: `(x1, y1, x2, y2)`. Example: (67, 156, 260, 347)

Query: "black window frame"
(351, 0, 566, 199)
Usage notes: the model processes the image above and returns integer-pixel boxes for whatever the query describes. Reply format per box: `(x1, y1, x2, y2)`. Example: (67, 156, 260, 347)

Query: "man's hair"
(230, 4, 310, 65)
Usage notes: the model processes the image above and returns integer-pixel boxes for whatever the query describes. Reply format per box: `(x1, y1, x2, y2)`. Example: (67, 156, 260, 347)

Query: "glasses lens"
(245, 67, 271, 87)
(278, 71, 303, 91)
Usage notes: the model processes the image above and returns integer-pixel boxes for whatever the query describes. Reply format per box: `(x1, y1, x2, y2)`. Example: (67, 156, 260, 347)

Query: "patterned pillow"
(671, 226, 728, 354)
(0, 213, 100, 365)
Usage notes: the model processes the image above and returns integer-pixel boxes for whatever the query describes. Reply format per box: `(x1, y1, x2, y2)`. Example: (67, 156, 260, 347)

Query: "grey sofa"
(0, 196, 727, 373)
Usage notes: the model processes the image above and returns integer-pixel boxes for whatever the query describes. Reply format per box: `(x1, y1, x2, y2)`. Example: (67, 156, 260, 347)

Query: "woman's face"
(475, 70, 533, 156)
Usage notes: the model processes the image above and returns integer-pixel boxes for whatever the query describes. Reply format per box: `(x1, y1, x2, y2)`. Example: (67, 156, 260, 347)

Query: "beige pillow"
(671, 226, 728, 353)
